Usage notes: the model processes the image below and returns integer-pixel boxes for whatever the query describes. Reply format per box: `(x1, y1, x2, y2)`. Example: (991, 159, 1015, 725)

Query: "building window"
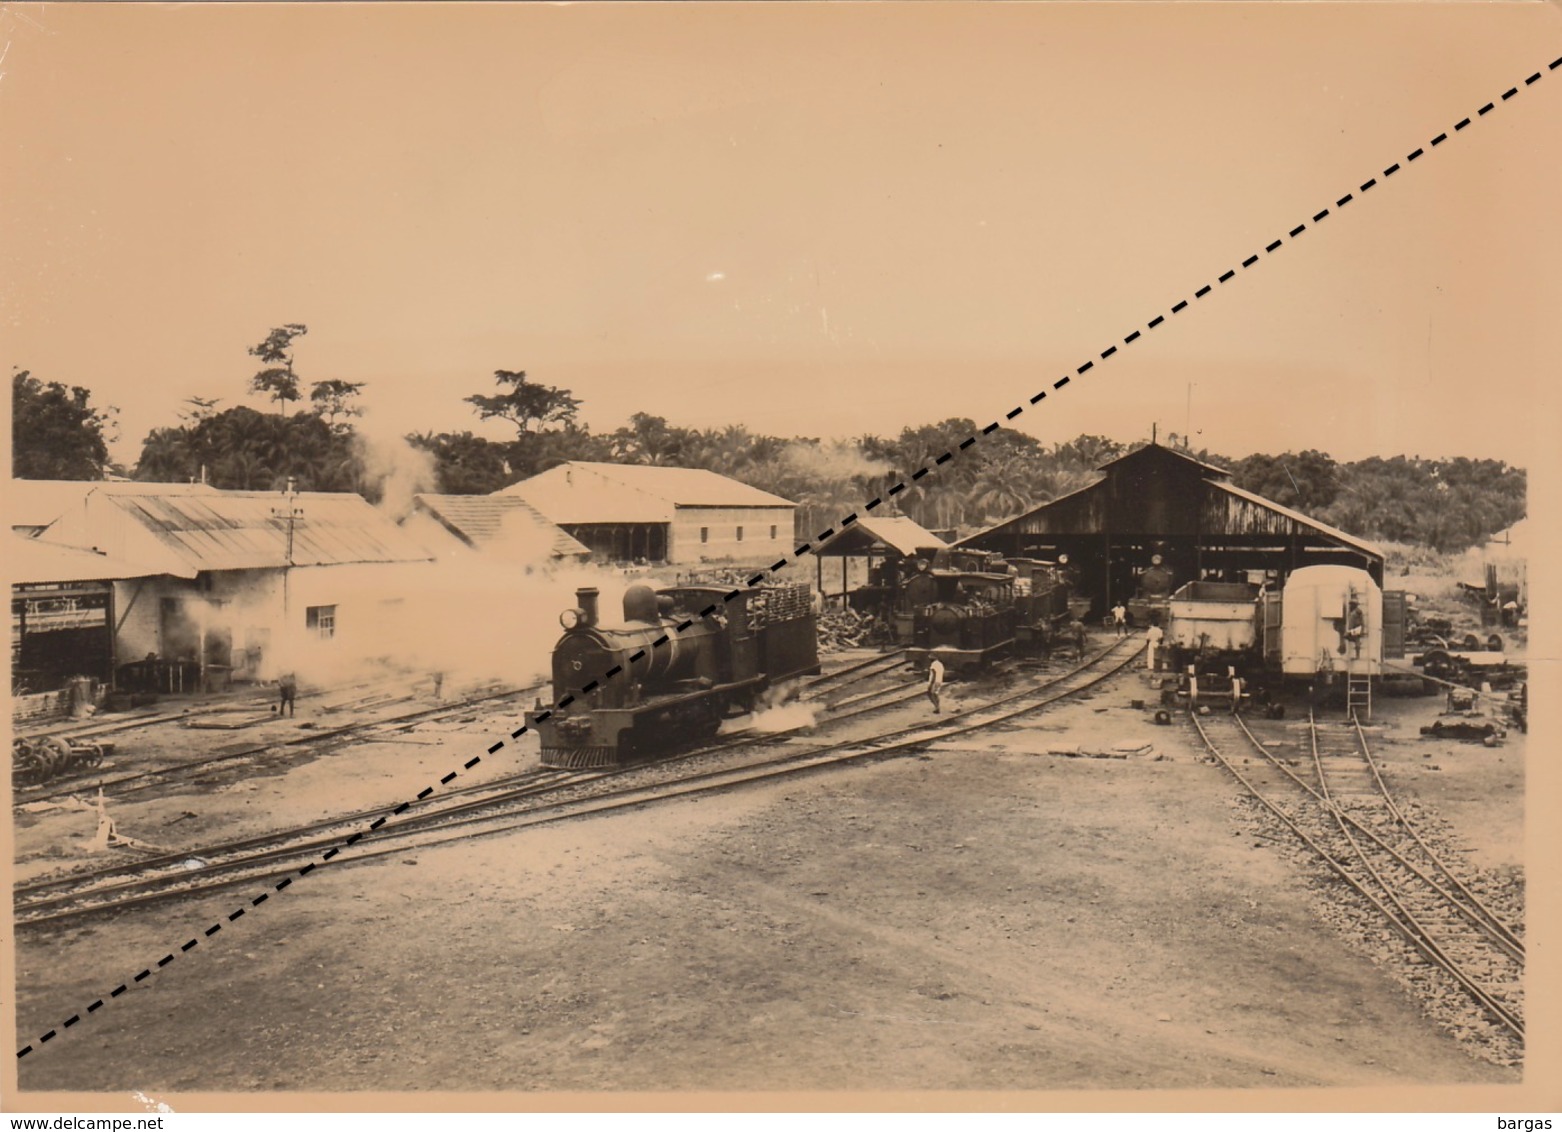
(700, 527, 709, 544)
(306, 605, 336, 640)
(770, 525, 778, 540)
(736, 526, 744, 542)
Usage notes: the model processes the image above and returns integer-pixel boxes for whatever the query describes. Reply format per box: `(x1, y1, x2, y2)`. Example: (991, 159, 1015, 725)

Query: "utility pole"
(271, 477, 303, 670)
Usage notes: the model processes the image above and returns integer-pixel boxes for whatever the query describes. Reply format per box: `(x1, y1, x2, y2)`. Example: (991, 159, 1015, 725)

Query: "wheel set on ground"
(12, 735, 106, 787)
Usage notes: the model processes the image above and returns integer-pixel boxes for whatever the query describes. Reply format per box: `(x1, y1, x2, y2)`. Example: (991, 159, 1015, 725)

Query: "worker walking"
(1069, 618, 1088, 661)
(1111, 602, 1128, 638)
(277, 671, 298, 718)
(1228, 667, 1243, 715)
(1144, 622, 1164, 671)
(926, 657, 946, 715)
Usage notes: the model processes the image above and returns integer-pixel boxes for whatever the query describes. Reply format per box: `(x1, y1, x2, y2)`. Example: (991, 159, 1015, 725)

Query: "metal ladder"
(1347, 673, 1372, 721)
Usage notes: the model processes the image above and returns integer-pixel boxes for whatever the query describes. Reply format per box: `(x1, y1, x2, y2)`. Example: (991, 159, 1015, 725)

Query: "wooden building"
(957, 443, 1384, 615)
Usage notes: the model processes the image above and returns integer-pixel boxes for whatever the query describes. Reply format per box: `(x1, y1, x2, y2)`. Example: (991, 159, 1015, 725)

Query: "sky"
(3, 3, 1560, 470)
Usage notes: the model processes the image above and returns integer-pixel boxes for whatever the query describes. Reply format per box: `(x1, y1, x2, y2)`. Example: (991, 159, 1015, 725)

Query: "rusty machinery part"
(13, 735, 106, 787)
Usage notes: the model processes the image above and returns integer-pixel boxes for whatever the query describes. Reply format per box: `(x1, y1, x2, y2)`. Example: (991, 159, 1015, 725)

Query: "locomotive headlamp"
(1057, 554, 1069, 565)
(1151, 554, 1163, 566)
(560, 608, 585, 630)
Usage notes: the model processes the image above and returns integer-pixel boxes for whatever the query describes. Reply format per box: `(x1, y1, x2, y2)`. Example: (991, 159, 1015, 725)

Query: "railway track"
(14, 682, 547, 806)
(1188, 707, 1524, 1057)
(15, 638, 1141, 928)
(803, 650, 908, 693)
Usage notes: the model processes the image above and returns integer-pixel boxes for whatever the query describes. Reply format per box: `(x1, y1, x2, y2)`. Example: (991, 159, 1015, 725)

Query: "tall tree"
(248, 323, 309, 415)
(1232, 449, 1340, 513)
(12, 370, 114, 480)
(309, 379, 366, 429)
(464, 369, 581, 435)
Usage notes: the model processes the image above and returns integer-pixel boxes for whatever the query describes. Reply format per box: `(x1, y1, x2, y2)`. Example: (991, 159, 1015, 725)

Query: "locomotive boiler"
(526, 582, 820, 768)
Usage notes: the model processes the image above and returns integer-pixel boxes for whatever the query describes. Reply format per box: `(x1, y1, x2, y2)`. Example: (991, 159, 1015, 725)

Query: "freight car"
(1163, 564, 1407, 711)
(526, 582, 820, 768)
(1008, 557, 1074, 653)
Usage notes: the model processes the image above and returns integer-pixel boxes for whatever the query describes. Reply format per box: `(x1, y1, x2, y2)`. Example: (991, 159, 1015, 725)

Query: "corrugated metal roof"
(8, 532, 169, 585)
(411, 494, 590, 559)
(1209, 481, 1384, 560)
(5, 478, 218, 531)
(497, 462, 794, 524)
(105, 491, 434, 572)
(816, 515, 947, 557)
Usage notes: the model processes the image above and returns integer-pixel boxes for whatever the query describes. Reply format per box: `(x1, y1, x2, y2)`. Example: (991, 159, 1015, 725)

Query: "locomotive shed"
(958, 443, 1386, 618)
(13, 628, 1524, 1093)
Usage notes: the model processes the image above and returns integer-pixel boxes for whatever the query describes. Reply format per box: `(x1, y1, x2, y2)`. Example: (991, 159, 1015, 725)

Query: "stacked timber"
(817, 608, 878, 653)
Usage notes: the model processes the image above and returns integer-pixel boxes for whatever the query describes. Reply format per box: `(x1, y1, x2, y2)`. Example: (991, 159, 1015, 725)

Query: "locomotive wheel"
(42, 736, 75, 779)
(13, 739, 44, 787)
(1486, 633, 1504, 653)
(1461, 633, 1481, 651)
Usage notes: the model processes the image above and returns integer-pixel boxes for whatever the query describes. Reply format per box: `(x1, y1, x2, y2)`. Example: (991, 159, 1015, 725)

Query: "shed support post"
(1103, 532, 1111, 614)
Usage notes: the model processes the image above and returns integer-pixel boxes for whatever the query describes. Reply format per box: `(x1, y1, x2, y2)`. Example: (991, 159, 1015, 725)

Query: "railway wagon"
(1273, 563, 1385, 678)
(1166, 580, 1262, 657)
(1008, 557, 1073, 652)
(527, 582, 820, 768)
(1165, 565, 1406, 709)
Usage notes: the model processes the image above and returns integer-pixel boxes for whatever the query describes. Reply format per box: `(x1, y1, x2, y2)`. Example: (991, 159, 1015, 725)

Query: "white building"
(496, 462, 796, 566)
(31, 483, 434, 686)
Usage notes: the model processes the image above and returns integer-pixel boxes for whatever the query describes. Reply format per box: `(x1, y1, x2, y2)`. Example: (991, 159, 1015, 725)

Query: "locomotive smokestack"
(575, 587, 599, 628)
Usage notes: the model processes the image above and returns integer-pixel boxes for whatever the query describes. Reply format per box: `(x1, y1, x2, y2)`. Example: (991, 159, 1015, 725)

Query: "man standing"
(1111, 602, 1128, 638)
(926, 657, 946, 715)
(1228, 667, 1243, 715)
(1070, 618, 1088, 661)
(1145, 622, 1164, 671)
(278, 671, 298, 719)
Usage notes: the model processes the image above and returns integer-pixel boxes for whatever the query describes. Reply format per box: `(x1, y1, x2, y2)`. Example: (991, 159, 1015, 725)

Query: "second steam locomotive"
(868, 548, 1078, 671)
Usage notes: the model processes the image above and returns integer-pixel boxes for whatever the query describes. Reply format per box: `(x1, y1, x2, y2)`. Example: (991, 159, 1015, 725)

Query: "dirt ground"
(11, 645, 1525, 1098)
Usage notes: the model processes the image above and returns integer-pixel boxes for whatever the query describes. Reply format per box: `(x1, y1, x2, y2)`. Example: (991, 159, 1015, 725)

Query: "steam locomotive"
(1126, 553, 1176, 628)
(526, 582, 820, 768)
(897, 549, 1075, 672)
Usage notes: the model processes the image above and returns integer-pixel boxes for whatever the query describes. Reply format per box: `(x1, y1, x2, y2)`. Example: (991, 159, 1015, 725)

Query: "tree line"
(11, 334, 1526, 554)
